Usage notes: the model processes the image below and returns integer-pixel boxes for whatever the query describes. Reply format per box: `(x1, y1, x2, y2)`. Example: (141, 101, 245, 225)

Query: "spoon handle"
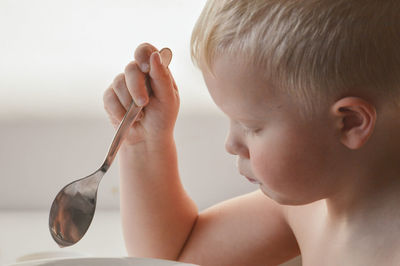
(101, 48, 172, 172)
(102, 103, 143, 172)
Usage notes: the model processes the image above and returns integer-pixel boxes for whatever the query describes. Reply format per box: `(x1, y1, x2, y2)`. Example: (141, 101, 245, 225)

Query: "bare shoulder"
(179, 190, 300, 266)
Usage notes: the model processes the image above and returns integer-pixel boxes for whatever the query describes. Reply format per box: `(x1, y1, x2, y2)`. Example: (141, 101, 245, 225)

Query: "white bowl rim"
(9, 256, 198, 266)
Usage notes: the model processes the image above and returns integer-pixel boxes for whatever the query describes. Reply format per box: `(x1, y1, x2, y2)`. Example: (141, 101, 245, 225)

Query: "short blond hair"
(191, 0, 400, 115)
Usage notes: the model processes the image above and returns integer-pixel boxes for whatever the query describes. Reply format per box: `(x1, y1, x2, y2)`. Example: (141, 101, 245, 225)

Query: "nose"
(225, 130, 249, 158)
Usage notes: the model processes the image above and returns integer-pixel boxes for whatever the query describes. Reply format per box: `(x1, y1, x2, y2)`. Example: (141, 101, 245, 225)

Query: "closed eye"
(242, 125, 262, 135)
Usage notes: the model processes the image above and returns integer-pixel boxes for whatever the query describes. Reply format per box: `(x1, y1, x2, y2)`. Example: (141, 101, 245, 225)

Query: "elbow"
(176, 213, 199, 261)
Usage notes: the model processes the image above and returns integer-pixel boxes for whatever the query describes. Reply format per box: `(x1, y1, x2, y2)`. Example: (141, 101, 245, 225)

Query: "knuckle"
(103, 87, 113, 102)
(135, 43, 158, 67)
(124, 61, 139, 74)
(113, 73, 126, 89)
(103, 89, 118, 110)
(135, 43, 156, 57)
(137, 42, 153, 50)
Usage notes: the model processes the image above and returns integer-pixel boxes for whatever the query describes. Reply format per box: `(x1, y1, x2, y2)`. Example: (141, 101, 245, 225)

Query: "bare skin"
(103, 43, 400, 265)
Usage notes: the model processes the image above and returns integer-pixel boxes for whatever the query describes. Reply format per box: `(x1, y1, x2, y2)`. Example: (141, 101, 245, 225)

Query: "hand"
(103, 43, 179, 146)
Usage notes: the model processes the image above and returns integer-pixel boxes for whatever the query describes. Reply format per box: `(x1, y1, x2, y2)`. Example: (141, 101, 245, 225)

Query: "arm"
(104, 43, 197, 259)
(179, 190, 300, 266)
(104, 43, 299, 265)
(119, 137, 198, 259)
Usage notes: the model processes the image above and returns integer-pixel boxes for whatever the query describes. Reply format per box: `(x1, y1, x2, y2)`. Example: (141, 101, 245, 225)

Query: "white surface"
(0, 210, 125, 265)
(15, 251, 88, 263)
(10, 257, 197, 266)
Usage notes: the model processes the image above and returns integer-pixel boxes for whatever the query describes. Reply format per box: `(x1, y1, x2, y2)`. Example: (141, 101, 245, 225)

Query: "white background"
(0, 0, 214, 118)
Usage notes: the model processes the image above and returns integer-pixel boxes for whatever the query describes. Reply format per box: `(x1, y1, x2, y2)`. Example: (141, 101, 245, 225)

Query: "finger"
(159, 48, 172, 67)
(134, 43, 158, 73)
(167, 67, 179, 92)
(136, 110, 145, 121)
(103, 85, 126, 122)
(112, 73, 132, 110)
(165, 67, 180, 102)
(124, 61, 148, 107)
(148, 51, 175, 102)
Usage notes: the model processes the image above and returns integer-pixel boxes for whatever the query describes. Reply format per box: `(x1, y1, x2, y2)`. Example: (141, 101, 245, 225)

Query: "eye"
(243, 125, 262, 135)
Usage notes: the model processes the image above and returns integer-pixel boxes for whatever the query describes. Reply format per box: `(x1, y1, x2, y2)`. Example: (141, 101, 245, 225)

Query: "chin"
(260, 185, 316, 206)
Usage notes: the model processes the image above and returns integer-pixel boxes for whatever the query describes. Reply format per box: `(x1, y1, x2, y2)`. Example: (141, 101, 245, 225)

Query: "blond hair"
(191, 0, 400, 115)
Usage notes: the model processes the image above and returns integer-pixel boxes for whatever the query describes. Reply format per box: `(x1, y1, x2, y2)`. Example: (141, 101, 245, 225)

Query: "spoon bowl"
(49, 48, 172, 247)
(49, 169, 104, 246)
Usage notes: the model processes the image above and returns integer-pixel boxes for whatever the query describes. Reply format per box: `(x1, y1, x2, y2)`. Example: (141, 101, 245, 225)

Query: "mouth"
(244, 176, 262, 185)
(237, 162, 261, 185)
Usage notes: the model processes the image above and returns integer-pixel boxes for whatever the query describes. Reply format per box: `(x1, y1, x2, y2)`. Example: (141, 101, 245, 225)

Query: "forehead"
(202, 55, 283, 121)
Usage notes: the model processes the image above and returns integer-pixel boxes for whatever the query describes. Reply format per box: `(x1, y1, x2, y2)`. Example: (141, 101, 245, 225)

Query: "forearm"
(119, 136, 198, 259)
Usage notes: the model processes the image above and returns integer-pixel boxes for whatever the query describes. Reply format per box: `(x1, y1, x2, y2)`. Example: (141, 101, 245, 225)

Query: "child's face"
(202, 55, 342, 205)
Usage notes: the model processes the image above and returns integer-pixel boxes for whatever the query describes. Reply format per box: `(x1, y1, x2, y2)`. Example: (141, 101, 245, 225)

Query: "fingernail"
(135, 97, 147, 107)
(140, 63, 150, 73)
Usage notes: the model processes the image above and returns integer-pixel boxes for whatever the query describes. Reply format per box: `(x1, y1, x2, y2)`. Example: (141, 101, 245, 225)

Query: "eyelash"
(243, 126, 261, 135)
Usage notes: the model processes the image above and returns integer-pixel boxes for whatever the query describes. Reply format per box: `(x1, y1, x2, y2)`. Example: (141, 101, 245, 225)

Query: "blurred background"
(0, 0, 300, 265)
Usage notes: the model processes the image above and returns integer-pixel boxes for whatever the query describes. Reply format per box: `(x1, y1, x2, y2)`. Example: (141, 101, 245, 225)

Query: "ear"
(331, 97, 377, 150)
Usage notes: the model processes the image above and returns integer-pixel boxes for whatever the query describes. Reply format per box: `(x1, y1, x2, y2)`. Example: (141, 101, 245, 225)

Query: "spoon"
(49, 48, 173, 247)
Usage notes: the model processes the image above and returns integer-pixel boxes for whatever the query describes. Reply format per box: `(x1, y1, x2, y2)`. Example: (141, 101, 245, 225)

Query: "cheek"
(250, 128, 333, 203)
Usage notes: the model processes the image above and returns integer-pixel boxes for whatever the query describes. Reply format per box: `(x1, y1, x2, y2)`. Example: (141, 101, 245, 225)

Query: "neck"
(326, 109, 400, 225)
(325, 166, 400, 226)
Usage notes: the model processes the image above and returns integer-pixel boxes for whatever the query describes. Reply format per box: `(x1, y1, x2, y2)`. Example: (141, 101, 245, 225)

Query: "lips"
(243, 175, 262, 185)
(238, 160, 261, 185)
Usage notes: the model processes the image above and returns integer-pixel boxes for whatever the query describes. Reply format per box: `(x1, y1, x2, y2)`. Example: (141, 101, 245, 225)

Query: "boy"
(103, 0, 400, 265)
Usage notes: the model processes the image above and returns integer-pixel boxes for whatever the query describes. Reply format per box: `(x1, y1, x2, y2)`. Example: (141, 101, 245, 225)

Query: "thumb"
(148, 50, 175, 103)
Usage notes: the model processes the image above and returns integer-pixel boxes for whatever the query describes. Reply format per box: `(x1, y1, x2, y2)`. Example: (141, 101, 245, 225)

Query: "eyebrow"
(236, 106, 276, 122)
(221, 99, 281, 123)
(230, 116, 268, 127)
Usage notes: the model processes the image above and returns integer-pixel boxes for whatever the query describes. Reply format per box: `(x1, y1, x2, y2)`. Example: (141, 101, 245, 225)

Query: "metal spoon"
(49, 48, 172, 247)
